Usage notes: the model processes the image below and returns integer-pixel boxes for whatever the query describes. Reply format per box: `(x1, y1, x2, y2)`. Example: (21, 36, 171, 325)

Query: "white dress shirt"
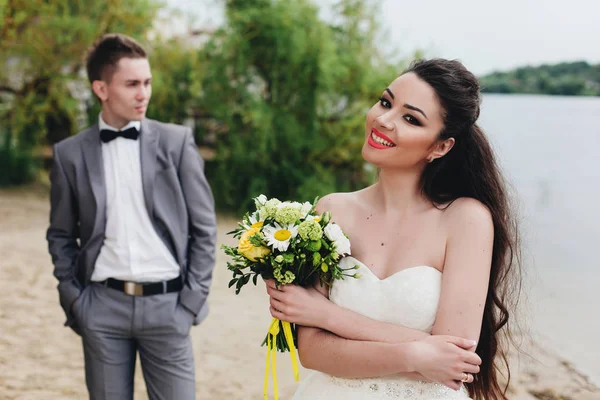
(91, 115, 181, 283)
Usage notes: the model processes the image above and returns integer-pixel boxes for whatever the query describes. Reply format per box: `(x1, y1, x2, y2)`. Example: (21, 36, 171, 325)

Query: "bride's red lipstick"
(372, 128, 395, 144)
(368, 128, 397, 149)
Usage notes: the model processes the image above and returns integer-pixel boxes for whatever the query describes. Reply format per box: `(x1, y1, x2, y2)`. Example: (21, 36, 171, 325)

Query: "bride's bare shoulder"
(315, 190, 367, 216)
(315, 193, 347, 214)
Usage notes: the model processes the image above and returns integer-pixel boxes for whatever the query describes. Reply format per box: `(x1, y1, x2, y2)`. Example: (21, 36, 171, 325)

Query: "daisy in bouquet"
(221, 195, 359, 399)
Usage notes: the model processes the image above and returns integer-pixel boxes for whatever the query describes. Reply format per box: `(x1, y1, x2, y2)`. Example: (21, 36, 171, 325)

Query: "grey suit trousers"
(73, 282, 196, 400)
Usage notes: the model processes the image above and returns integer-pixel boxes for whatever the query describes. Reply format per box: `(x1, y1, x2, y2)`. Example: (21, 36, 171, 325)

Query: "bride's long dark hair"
(406, 59, 522, 400)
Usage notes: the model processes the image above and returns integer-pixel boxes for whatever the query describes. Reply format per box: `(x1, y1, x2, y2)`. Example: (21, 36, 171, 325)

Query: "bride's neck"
(372, 168, 428, 215)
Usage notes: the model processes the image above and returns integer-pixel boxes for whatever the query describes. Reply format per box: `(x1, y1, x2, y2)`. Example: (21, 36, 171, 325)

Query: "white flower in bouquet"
(299, 201, 313, 219)
(324, 223, 351, 256)
(263, 223, 299, 252)
(243, 211, 265, 230)
(254, 194, 268, 208)
(304, 214, 321, 223)
(288, 201, 303, 210)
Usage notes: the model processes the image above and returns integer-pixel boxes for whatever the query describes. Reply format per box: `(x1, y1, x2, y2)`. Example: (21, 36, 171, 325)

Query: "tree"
(0, 0, 161, 185)
(479, 61, 600, 97)
(145, 36, 206, 138)
(201, 0, 407, 212)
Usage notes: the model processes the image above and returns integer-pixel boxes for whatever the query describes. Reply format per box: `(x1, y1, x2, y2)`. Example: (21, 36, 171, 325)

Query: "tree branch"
(0, 85, 17, 95)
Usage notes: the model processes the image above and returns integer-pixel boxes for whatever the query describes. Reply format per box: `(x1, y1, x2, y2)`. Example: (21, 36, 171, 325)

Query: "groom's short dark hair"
(86, 33, 147, 84)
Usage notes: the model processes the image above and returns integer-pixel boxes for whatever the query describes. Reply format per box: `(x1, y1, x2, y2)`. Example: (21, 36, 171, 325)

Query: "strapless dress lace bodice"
(292, 256, 471, 399)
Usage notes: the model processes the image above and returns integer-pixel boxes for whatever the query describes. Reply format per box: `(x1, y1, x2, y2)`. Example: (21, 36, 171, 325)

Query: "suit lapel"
(140, 119, 158, 218)
(82, 125, 106, 236)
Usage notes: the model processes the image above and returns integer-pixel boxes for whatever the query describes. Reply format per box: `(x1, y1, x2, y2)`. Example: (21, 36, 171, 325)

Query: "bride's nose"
(375, 112, 395, 132)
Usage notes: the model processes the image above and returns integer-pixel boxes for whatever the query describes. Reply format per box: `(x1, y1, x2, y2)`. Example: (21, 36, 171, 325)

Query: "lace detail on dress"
(329, 376, 470, 399)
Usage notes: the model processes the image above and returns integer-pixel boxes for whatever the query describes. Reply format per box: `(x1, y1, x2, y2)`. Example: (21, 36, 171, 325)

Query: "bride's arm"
(297, 326, 417, 378)
(296, 325, 479, 390)
(267, 280, 429, 343)
(431, 198, 493, 345)
(268, 279, 481, 388)
(325, 299, 430, 342)
(267, 280, 433, 381)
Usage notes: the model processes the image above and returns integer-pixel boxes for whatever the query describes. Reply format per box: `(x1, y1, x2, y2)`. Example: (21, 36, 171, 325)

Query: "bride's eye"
(378, 97, 391, 109)
(404, 114, 421, 126)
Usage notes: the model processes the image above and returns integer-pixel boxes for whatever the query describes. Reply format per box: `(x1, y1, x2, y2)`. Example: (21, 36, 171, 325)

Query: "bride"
(266, 58, 521, 399)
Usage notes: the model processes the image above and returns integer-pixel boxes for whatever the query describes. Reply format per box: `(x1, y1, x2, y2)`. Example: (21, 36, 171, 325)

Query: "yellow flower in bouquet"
(221, 195, 358, 400)
(238, 228, 271, 261)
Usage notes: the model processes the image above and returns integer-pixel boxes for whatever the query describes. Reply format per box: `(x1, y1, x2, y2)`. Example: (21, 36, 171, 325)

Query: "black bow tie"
(100, 127, 139, 143)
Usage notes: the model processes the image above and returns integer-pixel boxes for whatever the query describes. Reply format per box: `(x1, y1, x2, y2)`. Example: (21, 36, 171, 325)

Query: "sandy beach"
(0, 184, 598, 400)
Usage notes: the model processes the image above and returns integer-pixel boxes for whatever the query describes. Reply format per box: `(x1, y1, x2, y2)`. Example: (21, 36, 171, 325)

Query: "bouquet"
(221, 195, 358, 399)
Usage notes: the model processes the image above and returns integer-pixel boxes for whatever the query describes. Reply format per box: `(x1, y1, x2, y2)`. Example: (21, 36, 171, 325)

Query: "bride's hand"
(265, 279, 330, 328)
(407, 335, 481, 391)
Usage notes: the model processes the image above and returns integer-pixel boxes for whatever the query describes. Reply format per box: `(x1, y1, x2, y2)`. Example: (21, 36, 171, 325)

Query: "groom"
(46, 33, 217, 399)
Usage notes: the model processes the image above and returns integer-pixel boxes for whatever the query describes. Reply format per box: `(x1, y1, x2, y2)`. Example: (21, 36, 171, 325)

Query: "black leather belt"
(103, 276, 183, 296)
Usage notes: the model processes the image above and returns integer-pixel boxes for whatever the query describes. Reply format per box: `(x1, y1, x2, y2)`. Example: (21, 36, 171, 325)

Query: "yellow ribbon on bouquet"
(263, 318, 300, 400)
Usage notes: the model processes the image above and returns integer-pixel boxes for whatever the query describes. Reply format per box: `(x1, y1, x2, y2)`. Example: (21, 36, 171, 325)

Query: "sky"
(163, 0, 600, 75)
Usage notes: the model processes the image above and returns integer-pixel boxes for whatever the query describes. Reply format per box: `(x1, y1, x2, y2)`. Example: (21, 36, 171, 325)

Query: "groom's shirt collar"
(98, 113, 141, 133)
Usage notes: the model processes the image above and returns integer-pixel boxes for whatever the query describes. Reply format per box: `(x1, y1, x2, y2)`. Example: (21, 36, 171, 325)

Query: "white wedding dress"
(292, 256, 471, 399)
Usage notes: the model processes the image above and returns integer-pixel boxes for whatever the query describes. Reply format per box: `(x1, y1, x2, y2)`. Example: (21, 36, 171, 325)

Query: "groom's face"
(93, 57, 152, 128)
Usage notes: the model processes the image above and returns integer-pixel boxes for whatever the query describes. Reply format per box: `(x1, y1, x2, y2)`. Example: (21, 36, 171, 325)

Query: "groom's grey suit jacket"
(46, 118, 217, 331)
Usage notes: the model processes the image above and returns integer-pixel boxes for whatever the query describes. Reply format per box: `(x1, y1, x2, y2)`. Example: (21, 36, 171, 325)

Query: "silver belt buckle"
(124, 281, 143, 296)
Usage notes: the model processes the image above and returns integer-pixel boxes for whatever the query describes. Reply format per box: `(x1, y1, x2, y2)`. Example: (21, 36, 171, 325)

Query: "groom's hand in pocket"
(265, 279, 330, 328)
(176, 302, 196, 332)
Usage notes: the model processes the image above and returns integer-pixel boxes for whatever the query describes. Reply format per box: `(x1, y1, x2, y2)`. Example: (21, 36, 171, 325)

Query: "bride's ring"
(461, 373, 469, 382)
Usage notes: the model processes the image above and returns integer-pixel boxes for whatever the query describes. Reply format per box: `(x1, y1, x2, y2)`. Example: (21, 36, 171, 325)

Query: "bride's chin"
(361, 145, 418, 170)
(361, 145, 387, 165)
